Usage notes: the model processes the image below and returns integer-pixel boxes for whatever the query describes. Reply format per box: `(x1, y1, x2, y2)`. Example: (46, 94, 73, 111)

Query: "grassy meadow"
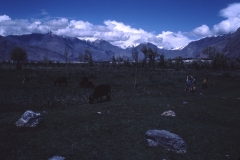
(0, 64, 240, 160)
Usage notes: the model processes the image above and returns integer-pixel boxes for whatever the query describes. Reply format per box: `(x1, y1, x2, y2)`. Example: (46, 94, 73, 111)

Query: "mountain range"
(0, 27, 240, 62)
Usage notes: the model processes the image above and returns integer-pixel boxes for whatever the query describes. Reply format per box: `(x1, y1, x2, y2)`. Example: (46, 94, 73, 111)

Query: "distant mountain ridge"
(0, 28, 239, 62)
(222, 27, 240, 58)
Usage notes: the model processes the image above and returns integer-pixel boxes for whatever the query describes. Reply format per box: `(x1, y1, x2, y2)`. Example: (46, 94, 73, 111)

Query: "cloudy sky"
(0, 0, 240, 49)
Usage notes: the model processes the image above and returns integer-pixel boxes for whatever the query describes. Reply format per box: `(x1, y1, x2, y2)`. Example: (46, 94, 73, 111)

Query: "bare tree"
(64, 47, 69, 79)
(10, 47, 27, 71)
(84, 49, 93, 67)
(140, 45, 158, 69)
(174, 56, 184, 71)
(111, 54, 117, 73)
(78, 52, 84, 62)
(147, 47, 157, 69)
(117, 57, 123, 63)
(132, 47, 139, 63)
(42, 52, 49, 67)
(203, 46, 227, 70)
(166, 58, 173, 69)
(132, 47, 139, 92)
(141, 45, 148, 68)
(158, 54, 165, 70)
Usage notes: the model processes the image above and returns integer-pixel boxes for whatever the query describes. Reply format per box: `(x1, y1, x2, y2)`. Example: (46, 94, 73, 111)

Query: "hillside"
(222, 27, 240, 58)
(0, 27, 240, 62)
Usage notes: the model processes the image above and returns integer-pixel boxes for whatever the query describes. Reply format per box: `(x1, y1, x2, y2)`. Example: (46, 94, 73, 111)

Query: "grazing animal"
(79, 81, 95, 88)
(89, 84, 111, 104)
(54, 76, 67, 86)
(82, 81, 95, 88)
(81, 77, 89, 82)
(79, 77, 95, 88)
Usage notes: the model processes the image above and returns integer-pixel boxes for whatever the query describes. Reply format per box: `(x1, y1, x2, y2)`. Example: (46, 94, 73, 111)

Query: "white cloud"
(0, 18, 33, 35)
(0, 15, 192, 49)
(92, 20, 154, 48)
(104, 20, 145, 34)
(192, 25, 212, 37)
(220, 3, 240, 18)
(55, 27, 94, 37)
(193, 3, 240, 37)
(2, 2, 240, 50)
(156, 31, 191, 49)
(101, 20, 190, 49)
(0, 15, 11, 22)
(95, 31, 130, 42)
(213, 14, 240, 34)
(70, 20, 93, 30)
(213, 3, 240, 34)
(4, 2, 239, 50)
(41, 9, 48, 15)
(45, 18, 69, 30)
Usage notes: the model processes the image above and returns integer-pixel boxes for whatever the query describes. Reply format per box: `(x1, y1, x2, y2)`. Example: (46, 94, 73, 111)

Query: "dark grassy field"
(0, 65, 240, 160)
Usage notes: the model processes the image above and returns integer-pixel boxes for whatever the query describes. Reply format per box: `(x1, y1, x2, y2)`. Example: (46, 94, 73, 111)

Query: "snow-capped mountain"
(0, 27, 239, 62)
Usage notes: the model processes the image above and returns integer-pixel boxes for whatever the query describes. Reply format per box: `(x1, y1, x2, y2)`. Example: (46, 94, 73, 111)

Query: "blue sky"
(0, 0, 240, 49)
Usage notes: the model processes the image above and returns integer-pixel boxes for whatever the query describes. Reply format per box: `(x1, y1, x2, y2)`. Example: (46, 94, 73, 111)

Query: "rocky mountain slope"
(0, 27, 239, 62)
(222, 27, 240, 58)
(3, 32, 132, 62)
(182, 27, 240, 59)
(181, 34, 231, 58)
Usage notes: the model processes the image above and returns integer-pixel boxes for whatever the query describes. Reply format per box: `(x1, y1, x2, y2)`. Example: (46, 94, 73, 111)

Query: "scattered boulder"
(145, 130, 186, 153)
(182, 101, 188, 105)
(161, 110, 176, 117)
(16, 110, 41, 127)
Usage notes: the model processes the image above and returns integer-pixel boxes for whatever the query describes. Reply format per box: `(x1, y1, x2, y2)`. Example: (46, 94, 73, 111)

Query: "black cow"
(81, 77, 89, 82)
(89, 84, 111, 104)
(79, 77, 95, 88)
(87, 81, 95, 88)
(54, 76, 67, 86)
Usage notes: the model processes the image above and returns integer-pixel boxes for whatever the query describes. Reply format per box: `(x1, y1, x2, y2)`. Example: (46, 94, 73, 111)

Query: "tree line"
(5, 46, 240, 71)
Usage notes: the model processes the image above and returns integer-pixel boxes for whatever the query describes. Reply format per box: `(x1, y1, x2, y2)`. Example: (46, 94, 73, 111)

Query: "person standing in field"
(185, 74, 193, 91)
(202, 77, 208, 90)
(190, 76, 198, 92)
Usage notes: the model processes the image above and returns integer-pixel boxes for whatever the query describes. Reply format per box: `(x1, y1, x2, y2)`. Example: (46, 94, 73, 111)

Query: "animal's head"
(88, 95, 94, 104)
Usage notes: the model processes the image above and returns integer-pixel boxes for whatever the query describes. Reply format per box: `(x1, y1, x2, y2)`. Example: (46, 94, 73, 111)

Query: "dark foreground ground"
(0, 65, 240, 160)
